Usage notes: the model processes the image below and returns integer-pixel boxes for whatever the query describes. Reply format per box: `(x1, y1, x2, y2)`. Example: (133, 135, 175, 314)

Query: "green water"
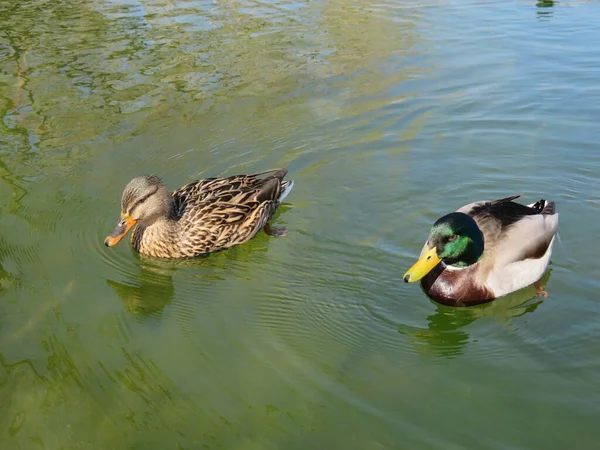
(1, 0, 600, 448)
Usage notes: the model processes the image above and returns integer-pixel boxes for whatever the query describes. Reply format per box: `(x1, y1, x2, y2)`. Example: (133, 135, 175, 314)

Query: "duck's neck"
(132, 215, 180, 258)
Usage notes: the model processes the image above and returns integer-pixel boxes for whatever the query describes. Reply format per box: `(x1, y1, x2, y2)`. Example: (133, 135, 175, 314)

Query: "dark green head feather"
(428, 212, 484, 267)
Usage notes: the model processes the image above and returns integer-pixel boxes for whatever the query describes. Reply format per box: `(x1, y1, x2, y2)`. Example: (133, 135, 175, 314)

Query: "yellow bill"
(403, 246, 442, 283)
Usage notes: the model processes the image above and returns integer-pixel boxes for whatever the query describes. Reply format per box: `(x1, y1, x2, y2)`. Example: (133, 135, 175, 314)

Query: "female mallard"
(403, 195, 558, 306)
(104, 168, 294, 259)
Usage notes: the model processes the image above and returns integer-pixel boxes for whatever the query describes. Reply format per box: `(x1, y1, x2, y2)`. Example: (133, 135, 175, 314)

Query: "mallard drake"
(104, 168, 294, 259)
(403, 195, 558, 306)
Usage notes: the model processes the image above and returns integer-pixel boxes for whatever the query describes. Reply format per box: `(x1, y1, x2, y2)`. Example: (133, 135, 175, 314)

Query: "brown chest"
(131, 225, 186, 259)
(420, 264, 496, 307)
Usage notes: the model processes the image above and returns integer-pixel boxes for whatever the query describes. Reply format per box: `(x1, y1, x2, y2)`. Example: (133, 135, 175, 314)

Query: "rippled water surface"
(2, 0, 600, 448)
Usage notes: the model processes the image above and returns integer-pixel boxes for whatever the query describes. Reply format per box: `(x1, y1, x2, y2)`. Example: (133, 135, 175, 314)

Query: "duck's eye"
(448, 234, 458, 242)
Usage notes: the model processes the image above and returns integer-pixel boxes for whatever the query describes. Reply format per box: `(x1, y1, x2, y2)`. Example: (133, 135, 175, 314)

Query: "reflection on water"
(107, 263, 175, 318)
(0, 172, 39, 292)
(536, 0, 555, 21)
(0, 263, 18, 293)
(2, 0, 600, 448)
(400, 270, 551, 358)
(400, 292, 545, 358)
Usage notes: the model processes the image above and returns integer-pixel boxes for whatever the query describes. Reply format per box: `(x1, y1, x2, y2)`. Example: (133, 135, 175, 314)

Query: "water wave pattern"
(2, 0, 600, 448)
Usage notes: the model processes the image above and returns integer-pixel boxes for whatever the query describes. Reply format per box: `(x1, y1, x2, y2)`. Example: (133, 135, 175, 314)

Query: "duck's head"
(403, 212, 484, 283)
(104, 175, 172, 247)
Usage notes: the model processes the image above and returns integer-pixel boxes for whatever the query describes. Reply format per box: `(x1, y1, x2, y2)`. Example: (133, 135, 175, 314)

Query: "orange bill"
(104, 215, 136, 247)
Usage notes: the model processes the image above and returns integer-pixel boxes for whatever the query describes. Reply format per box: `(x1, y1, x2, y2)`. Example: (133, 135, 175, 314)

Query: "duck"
(104, 168, 294, 259)
(403, 195, 558, 306)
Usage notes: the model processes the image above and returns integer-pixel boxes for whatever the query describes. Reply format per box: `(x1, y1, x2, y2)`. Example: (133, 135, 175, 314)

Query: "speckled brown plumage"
(107, 168, 293, 259)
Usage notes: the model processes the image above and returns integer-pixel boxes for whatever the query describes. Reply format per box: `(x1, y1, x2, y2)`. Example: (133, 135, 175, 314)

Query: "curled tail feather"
(529, 199, 556, 215)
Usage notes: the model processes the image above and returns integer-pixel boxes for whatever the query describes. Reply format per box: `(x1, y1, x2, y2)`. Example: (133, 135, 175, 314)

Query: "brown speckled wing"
(169, 172, 284, 256)
(172, 170, 285, 217)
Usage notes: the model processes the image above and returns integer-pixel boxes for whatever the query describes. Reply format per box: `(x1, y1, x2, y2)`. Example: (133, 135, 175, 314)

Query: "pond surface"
(1, 0, 600, 448)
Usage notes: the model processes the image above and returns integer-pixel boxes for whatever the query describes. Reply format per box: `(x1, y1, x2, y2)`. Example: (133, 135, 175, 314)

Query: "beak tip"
(403, 274, 410, 283)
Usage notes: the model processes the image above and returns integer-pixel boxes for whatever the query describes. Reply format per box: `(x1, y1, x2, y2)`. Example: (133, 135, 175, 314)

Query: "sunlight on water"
(1, 0, 600, 448)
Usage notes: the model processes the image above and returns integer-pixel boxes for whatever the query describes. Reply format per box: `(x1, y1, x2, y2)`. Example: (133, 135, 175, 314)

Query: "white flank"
(486, 233, 556, 297)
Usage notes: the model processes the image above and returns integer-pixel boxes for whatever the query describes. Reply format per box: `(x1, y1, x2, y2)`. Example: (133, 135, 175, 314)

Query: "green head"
(428, 212, 484, 266)
(404, 212, 484, 283)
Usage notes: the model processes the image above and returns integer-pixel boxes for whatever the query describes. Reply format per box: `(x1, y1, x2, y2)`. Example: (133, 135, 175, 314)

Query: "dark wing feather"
(459, 195, 558, 266)
(468, 195, 540, 227)
(254, 178, 282, 203)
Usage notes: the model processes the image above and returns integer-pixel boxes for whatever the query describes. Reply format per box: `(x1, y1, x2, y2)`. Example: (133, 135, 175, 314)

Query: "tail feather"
(258, 167, 292, 202)
(492, 194, 522, 205)
(271, 168, 288, 182)
(542, 200, 555, 215)
(279, 180, 294, 202)
(528, 199, 556, 215)
(253, 168, 294, 203)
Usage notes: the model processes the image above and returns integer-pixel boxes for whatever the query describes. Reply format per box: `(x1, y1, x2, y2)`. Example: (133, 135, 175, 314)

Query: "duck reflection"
(106, 259, 179, 318)
(0, 262, 19, 294)
(399, 270, 551, 358)
(536, 0, 554, 20)
(105, 233, 274, 318)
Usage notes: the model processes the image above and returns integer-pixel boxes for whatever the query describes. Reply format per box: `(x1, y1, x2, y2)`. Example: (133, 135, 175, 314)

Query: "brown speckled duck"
(403, 195, 558, 306)
(104, 168, 294, 259)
